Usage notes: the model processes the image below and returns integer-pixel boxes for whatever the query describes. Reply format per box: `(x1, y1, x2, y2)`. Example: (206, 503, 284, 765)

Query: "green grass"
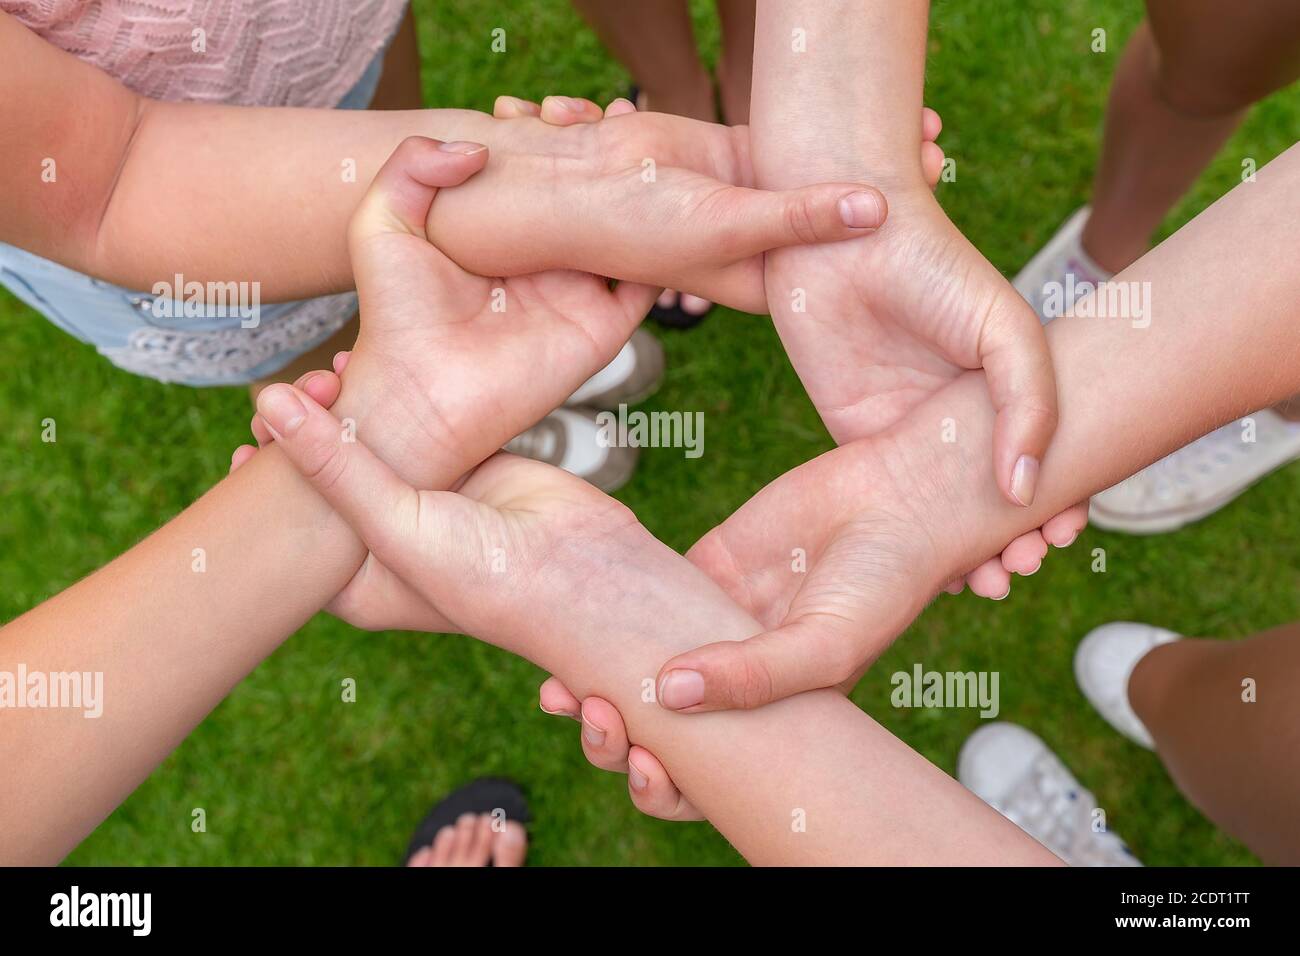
(3, 0, 1297, 866)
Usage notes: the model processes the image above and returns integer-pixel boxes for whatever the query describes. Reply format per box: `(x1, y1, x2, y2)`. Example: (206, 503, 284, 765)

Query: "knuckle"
(734, 655, 776, 710)
(782, 196, 823, 245)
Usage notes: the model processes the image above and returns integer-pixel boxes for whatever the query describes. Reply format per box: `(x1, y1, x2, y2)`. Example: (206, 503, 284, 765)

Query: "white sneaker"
(505, 407, 638, 493)
(1012, 206, 1114, 325)
(1075, 622, 1180, 749)
(1089, 409, 1300, 534)
(958, 722, 1142, 867)
(565, 328, 664, 409)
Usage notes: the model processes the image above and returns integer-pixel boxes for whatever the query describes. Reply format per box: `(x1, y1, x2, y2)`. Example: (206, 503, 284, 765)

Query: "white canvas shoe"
(505, 407, 639, 493)
(1089, 409, 1300, 535)
(1075, 622, 1181, 749)
(565, 328, 664, 409)
(958, 722, 1142, 867)
(1012, 206, 1113, 325)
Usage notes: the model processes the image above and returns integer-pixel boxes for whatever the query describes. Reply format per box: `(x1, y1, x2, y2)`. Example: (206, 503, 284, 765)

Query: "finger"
(921, 141, 946, 191)
(1000, 530, 1049, 576)
(1043, 502, 1089, 546)
(406, 846, 431, 867)
(538, 676, 581, 719)
(332, 350, 351, 375)
(613, 279, 663, 325)
(655, 614, 867, 713)
(250, 412, 273, 448)
(347, 135, 488, 246)
(603, 97, 637, 117)
(229, 444, 257, 474)
(254, 383, 420, 558)
(627, 746, 704, 821)
(967, 558, 1012, 600)
(539, 95, 604, 125)
(980, 296, 1060, 508)
(922, 106, 943, 141)
(579, 697, 631, 774)
(493, 94, 542, 118)
(943, 578, 965, 595)
(294, 369, 342, 410)
(717, 182, 888, 261)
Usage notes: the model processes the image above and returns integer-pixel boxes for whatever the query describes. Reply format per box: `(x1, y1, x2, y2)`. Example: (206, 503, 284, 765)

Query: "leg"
(1129, 621, 1300, 864)
(715, 0, 755, 125)
(571, 0, 714, 120)
(1082, 0, 1300, 273)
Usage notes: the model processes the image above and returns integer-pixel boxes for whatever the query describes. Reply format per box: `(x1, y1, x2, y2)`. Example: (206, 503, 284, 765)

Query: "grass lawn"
(3, 0, 1297, 866)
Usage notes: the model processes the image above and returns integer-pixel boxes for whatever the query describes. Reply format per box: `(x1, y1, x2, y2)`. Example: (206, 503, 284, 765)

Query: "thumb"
(979, 294, 1060, 508)
(654, 613, 865, 712)
(718, 182, 888, 261)
(347, 135, 488, 246)
(255, 383, 419, 559)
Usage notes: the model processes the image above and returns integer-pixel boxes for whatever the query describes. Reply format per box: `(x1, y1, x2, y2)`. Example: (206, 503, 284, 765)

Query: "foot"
(1089, 408, 1300, 534)
(565, 328, 664, 408)
(505, 407, 640, 493)
(958, 722, 1142, 867)
(1012, 207, 1114, 324)
(1075, 622, 1181, 749)
(405, 812, 529, 867)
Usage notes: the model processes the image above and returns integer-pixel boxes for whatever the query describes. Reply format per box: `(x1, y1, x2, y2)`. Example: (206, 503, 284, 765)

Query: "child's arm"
(0, 139, 649, 864)
(0, 11, 879, 313)
(655, 140, 1300, 711)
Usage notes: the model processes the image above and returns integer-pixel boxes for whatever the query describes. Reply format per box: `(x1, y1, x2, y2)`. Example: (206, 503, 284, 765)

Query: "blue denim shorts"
(0, 31, 392, 387)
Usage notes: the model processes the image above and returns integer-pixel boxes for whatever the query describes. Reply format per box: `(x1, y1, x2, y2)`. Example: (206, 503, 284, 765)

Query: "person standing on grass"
(1012, 0, 1300, 535)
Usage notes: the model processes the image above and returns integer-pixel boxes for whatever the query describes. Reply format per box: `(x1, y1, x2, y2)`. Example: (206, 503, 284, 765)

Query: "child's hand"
(333, 135, 661, 489)
(253, 381, 669, 668)
(424, 106, 888, 313)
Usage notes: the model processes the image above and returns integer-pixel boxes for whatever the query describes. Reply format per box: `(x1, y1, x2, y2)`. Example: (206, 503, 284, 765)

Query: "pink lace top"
(4, 0, 408, 106)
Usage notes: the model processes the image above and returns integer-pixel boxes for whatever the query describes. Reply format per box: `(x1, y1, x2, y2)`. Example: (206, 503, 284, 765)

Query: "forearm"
(751, 0, 930, 190)
(518, 546, 1055, 866)
(891, 143, 1300, 583)
(0, 380, 445, 864)
(96, 104, 508, 300)
(0, 446, 366, 863)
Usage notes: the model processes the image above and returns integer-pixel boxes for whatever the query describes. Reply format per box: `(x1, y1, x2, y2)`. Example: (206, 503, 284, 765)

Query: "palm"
(328, 227, 655, 633)
(765, 189, 1017, 443)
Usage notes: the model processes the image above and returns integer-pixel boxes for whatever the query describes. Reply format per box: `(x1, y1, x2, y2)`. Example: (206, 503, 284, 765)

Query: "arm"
(750, 0, 930, 191)
(656, 141, 1300, 710)
(1, 12, 879, 312)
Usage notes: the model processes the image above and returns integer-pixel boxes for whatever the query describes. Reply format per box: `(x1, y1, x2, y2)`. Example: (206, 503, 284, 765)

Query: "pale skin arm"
(1, 11, 883, 311)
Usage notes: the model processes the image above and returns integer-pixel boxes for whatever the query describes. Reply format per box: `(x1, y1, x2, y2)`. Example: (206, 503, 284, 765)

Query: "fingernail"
(1010, 454, 1039, 507)
(499, 822, 526, 846)
(439, 140, 487, 154)
(628, 760, 649, 791)
(551, 95, 581, 112)
(539, 703, 578, 718)
(993, 586, 1011, 601)
(257, 386, 306, 437)
(1055, 531, 1079, 549)
(581, 712, 605, 748)
(658, 669, 705, 710)
(839, 190, 883, 229)
(1021, 560, 1042, 577)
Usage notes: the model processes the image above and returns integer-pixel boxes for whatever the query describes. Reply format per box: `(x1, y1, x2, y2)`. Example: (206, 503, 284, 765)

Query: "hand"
(762, 177, 1087, 593)
(426, 100, 889, 313)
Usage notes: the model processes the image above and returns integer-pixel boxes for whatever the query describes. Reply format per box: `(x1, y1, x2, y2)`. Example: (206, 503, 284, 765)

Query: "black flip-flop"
(626, 86, 715, 331)
(402, 777, 530, 866)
